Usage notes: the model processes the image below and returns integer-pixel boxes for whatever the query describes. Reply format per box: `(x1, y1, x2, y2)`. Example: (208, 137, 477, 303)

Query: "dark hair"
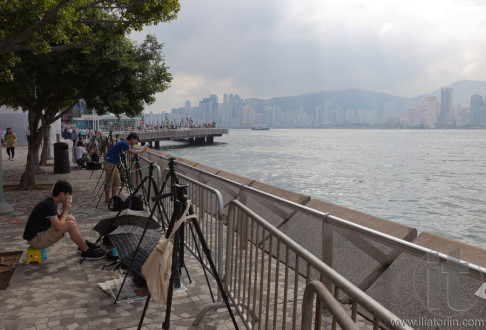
(126, 133, 139, 141)
(52, 180, 72, 196)
(76, 140, 84, 146)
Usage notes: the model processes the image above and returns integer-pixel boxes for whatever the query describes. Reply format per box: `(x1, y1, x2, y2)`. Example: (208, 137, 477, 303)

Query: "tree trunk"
(20, 140, 38, 190)
(20, 125, 44, 190)
(39, 126, 50, 166)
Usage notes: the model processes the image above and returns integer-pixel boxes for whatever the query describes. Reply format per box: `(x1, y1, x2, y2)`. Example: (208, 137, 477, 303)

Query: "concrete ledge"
(364, 252, 486, 327)
(176, 158, 199, 168)
(249, 181, 311, 205)
(413, 231, 486, 268)
(277, 198, 417, 298)
(217, 170, 254, 185)
(194, 163, 221, 174)
(305, 198, 417, 240)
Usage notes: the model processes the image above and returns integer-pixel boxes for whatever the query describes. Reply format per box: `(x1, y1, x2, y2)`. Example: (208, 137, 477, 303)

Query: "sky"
(131, 0, 486, 113)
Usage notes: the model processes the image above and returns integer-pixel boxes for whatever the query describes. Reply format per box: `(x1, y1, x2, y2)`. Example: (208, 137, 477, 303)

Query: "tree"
(0, 34, 172, 189)
(0, 0, 180, 80)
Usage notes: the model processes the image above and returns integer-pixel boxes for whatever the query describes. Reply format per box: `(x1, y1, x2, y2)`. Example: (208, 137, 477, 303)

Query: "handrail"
(151, 152, 486, 279)
(226, 200, 412, 329)
(302, 281, 357, 330)
(144, 150, 486, 328)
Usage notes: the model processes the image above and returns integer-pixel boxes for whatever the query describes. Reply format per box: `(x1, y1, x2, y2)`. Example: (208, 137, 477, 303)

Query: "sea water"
(159, 129, 486, 249)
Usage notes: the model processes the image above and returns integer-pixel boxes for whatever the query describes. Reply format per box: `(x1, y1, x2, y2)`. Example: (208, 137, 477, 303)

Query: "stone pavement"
(0, 146, 241, 330)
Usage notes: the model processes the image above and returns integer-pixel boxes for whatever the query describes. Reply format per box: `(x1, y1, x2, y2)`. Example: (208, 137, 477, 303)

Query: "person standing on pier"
(103, 133, 149, 203)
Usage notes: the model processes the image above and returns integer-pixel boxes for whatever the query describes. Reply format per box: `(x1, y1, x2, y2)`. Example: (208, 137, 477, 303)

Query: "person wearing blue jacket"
(103, 133, 149, 203)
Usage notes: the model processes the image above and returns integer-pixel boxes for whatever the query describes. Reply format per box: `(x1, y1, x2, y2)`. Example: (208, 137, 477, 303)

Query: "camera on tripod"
(173, 184, 188, 201)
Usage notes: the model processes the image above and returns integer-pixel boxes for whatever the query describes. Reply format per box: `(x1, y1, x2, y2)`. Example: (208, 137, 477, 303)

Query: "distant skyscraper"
(470, 94, 484, 125)
(424, 96, 439, 126)
(438, 87, 453, 124)
(185, 100, 191, 109)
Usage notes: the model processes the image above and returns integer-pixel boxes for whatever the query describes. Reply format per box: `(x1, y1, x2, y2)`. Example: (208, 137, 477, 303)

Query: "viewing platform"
(109, 128, 228, 147)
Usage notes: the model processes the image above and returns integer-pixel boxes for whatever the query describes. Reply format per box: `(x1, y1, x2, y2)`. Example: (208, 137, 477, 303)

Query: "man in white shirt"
(74, 140, 88, 167)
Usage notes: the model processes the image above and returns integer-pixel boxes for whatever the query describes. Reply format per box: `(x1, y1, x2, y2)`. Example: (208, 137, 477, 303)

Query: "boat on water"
(251, 125, 270, 130)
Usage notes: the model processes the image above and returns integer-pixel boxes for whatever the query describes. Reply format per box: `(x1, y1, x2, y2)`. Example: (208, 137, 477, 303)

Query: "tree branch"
(0, 0, 70, 53)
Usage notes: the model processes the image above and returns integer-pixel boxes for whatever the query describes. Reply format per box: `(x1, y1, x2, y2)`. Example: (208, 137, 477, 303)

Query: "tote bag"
(142, 201, 196, 304)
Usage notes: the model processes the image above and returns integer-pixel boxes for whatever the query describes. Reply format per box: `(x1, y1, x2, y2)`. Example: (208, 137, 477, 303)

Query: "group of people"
(22, 132, 150, 261)
(73, 130, 104, 167)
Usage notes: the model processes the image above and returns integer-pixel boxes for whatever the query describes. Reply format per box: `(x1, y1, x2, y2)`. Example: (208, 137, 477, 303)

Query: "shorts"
(103, 161, 120, 188)
(28, 227, 64, 249)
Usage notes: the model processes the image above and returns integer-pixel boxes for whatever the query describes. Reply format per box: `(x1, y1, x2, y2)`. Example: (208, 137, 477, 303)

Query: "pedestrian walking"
(3, 127, 17, 161)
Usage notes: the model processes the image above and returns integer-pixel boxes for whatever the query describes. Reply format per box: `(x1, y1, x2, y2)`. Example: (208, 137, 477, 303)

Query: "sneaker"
(81, 249, 106, 261)
(77, 240, 102, 254)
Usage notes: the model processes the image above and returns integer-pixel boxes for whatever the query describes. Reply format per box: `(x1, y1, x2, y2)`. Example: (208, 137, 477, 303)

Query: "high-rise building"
(438, 87, 453, 125)
(424, 96, 439, 127)
(470, 94, 484, 125)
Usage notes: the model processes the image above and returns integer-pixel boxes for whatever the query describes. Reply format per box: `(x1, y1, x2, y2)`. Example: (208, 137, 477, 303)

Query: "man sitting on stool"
(22, 180, 105, 260)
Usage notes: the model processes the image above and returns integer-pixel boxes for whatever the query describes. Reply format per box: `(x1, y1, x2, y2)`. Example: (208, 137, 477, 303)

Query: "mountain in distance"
(410, 80, 486, 106)
(267, 89, 407, 114)
(265, 80, 486, 113)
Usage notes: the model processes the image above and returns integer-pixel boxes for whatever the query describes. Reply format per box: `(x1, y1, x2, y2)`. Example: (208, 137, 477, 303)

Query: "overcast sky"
(131, 0, 486, 113)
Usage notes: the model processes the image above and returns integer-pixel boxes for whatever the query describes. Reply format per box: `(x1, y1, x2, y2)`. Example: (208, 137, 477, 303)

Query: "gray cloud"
(132, 0, 486, 111)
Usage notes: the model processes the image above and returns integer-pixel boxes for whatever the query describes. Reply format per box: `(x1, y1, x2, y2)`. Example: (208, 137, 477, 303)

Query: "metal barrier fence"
(226, 200, 411, 329)
(136, 151, 486, 329)
(302, 281, 356, 330)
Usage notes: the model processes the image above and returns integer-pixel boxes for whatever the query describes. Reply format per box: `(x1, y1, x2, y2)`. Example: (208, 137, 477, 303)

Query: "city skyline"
(131, 1, 486, 113)
(142, 80, 486, 129)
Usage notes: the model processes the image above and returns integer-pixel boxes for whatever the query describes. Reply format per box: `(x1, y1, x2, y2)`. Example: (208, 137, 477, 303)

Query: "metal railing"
(226, 200, 412, 329)
(138, 151, 486, 328)
(302, 281, 356, 330)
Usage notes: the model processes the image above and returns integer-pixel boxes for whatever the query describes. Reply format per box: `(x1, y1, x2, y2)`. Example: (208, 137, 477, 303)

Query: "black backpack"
(126, 194, 144, 211)
(108, 196, 126, 211)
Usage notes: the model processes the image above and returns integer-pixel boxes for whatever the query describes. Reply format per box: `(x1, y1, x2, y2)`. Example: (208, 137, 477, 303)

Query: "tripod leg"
(191, 219, 239, 329)
(91, 166, 104, 189)
(189, 223, 220, 299)
(162, 227, 181, 330)
(137, 293, 151, 330)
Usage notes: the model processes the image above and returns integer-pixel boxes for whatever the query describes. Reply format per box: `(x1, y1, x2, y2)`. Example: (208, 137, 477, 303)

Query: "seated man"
(74, 140, 89, 167)
(22, 180, 105, 260)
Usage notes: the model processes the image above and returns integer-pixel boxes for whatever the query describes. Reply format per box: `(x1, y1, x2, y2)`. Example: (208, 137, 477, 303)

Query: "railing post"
(322, 214, 333, 291)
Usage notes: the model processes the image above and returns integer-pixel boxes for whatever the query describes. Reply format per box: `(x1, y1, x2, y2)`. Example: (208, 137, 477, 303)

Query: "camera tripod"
(89, 130, 113, 180)
(81, 161, 166, 265)
(92, 151, 147, 209)
(137, 183, 239, 330)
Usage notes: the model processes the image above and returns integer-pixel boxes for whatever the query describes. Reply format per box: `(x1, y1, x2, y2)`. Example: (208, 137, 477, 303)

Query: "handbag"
(141, 201, 196, 304)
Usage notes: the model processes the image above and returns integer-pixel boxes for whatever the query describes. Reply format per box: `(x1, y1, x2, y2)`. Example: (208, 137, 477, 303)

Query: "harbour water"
(159, 129, 486, 249)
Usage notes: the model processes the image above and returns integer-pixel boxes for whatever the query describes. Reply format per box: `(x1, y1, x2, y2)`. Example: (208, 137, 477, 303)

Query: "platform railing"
(226, 200, 412, 329)
(302, 281, 357, 330)
(139, 151, 486, 328)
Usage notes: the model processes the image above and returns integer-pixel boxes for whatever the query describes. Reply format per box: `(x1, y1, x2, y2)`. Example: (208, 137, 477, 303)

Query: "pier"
(109, 128, 228, 147)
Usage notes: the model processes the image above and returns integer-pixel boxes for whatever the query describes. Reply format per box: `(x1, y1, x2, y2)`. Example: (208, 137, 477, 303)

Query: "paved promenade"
(0, 146, 239, 330)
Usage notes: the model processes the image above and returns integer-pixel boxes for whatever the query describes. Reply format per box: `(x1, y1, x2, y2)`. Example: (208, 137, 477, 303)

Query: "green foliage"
(0, 34, 171, 118)
(0, 34, 172, 188)
(0, 0, 180, 78)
